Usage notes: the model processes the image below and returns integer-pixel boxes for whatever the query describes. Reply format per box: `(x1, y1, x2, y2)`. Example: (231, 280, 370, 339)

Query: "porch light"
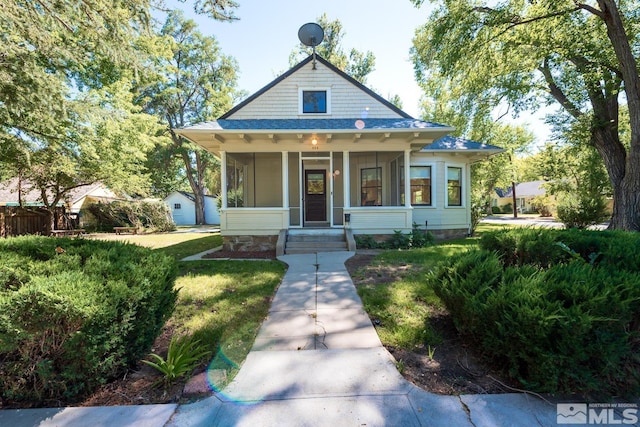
(332, 169, 340, 177)
(311, 137, 318, 146)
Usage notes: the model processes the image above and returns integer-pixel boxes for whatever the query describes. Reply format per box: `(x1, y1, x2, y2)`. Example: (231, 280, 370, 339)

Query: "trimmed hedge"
(0, 236, 178, 405)
(430, 228, 640, 396)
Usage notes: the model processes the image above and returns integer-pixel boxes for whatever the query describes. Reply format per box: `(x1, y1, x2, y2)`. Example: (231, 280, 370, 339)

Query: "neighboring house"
(175, 54, 502, 251)
(0, 178, 120, 234)
(493, 180, 549, 213)
(165, 191, 220, 225)
(0, 178, 118, 212)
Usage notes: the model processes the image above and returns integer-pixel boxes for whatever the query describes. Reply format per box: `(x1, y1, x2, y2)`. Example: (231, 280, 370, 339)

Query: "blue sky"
(167, 0, 549, 144)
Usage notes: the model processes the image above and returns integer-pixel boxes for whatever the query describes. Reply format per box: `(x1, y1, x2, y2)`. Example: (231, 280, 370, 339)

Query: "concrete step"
(285, 247, 348, 254)
(287, 235, 345, 243)
(286, 242, 348, 250)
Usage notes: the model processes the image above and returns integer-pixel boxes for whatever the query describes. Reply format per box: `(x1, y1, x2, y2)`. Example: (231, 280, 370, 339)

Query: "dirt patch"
(345, 252, 517, 395)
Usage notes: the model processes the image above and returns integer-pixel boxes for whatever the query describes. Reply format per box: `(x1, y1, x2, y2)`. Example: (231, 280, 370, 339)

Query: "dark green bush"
(0, 236, 178, 405)
(491, 206, 502, 214)
(431, 229, 640, 396)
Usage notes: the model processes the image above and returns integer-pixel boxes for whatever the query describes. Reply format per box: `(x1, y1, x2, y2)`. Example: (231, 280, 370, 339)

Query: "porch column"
(343, 151, 350, 208)
(220, 151, 227, 209)
(282, 151, 289, 208)
(404, 149, 411, 208)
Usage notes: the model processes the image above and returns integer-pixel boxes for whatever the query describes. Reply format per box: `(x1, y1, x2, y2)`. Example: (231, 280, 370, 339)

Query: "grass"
(88, 232, 222, 259)
(356, 222, 516, 349)
(169, 260, 285, 386)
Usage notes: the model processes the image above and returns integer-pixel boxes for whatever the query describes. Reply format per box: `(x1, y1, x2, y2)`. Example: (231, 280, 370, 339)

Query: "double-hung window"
(410, 166, 432, 205)
(447, 166, 462, 207)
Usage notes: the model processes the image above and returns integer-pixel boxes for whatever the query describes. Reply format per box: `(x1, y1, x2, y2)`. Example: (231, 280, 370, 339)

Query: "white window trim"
(299, 87, 332, 115)
(408, 163, 436, 208)
(445, 163, 465, 208)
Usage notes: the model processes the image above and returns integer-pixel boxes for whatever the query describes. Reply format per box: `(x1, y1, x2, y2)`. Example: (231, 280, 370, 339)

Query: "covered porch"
(221, 149, 415, 231)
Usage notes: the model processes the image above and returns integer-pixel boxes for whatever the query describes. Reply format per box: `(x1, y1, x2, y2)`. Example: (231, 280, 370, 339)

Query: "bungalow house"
(164, 191, 220, 225)
(493, 180, 549, 214)
(175, 55, 502, 253)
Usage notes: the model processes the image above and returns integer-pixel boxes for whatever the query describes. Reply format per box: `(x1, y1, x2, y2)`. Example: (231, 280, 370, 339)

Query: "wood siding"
(227, 61, 404, 120)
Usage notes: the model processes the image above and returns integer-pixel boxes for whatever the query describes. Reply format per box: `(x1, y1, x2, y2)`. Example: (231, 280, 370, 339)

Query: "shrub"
(556, 192, 608, 229)
(85, 200, 176, 232)
(431, 229, 640, 396)
(0, 236, 178, 404)
(491, 206, 502, 214)
(355, 234, 379, 249)
(530, 194, 554, 217)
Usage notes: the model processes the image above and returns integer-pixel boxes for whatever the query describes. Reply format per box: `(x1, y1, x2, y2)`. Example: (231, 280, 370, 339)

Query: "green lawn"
(170, 260, 285, 385)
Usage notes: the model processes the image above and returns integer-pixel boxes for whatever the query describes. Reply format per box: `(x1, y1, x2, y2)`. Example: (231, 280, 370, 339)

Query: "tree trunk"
(594, 0, 640, 230)
(511, 181, 518, 218)
(179, 146, 208, 225)
(193, 190, 206, 225)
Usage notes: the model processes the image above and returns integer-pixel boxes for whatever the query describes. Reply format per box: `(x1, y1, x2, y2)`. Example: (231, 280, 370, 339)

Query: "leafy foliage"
(138, 11, 239, 223)
(0, 236, 178, 404)
(355, 224, 434, 250)
(411, 0, 640, 230)
(143, 335, 211, 388)
(85, 200, 176, 232)
(431, 228, 640, 395)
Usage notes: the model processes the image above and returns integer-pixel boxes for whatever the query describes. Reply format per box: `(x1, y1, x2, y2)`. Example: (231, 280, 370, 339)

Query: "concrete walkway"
(1, 252, 583, 426)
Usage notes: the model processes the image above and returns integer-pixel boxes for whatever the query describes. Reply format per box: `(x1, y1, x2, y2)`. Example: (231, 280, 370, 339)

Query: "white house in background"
(175, 54, 502, 252)
(493, 180, 549, 213)
(164, 191, 220, 225)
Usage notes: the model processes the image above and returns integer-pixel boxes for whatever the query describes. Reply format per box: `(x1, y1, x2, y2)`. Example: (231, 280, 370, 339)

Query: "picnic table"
(50, 229, 85, 237)
(113, 226, 139, 235)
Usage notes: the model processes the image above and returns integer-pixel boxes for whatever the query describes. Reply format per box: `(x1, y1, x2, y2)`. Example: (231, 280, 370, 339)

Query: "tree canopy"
(412, 0, 640, 230)
(138, 10, 239, 224)
(1, 0, 240, 227)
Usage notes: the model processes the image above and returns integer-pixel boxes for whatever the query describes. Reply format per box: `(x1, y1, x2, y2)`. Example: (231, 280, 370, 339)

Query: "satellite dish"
(298, 23, 324, 69)
(298, 23, 324, 47)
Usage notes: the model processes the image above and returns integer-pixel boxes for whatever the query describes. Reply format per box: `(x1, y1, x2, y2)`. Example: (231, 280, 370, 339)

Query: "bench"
(50, 229, 85, 237)
(114, 226, 139, 235)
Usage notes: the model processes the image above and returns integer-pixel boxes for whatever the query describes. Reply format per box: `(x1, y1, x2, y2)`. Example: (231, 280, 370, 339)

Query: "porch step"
(284, 230, 348, 254)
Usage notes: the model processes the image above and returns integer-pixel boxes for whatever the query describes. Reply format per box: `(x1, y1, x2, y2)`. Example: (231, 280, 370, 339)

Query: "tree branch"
(574, 2, 604, 18)
(539, 57, 583, 119)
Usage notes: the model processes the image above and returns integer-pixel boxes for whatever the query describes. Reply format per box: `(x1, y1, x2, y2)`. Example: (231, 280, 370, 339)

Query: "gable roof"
(497, 180, 548, 198)
(221, 55, 412, 120)
(0, 178, 116, 206)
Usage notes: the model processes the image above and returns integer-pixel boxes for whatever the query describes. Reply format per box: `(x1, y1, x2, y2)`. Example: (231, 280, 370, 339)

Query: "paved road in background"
(481, 215, 609, 230)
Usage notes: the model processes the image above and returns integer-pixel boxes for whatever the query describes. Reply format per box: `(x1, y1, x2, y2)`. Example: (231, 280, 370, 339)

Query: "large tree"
(1, 0, 241, 228)
(139, 11, 238, 224)
(289, 14, 376, 84)
(412, 0, 640, 230)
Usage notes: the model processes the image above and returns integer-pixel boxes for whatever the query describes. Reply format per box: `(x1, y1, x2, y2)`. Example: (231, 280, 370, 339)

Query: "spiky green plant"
(143, 335, 211, 388)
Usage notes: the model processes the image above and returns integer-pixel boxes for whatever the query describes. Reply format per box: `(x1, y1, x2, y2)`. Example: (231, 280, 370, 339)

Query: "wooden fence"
(0, 207, 66, 238)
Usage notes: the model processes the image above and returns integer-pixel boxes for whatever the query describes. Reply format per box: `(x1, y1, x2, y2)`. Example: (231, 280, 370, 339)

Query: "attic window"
(300, 88, 330, 114)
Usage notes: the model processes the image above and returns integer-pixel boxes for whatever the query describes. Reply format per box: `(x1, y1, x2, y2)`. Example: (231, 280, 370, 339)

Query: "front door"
(305, 170, 326, 222)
